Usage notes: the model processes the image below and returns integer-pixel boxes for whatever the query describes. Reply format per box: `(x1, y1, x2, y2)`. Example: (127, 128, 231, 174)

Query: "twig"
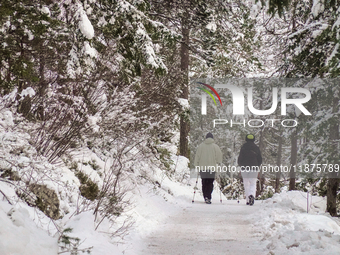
(58, 247, 93, 254)
(0, 189, 12, 205)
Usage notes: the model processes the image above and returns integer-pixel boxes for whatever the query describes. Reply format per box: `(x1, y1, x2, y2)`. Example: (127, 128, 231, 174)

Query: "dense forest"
(1, 0, 340, 253)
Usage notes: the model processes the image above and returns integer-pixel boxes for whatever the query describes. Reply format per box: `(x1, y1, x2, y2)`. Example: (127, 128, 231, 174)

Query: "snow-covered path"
(138, 200, 265, 255)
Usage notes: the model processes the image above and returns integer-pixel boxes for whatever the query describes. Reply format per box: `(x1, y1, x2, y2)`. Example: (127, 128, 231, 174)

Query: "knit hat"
(245, 134, 255, 141)
(206, 132, 213, 139)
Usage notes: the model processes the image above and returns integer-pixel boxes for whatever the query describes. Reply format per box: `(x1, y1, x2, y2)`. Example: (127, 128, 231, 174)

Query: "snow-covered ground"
(135, 195, 265, 255)
(2, 154, 340, 255)
(123, 181, 340, 255)
(251, 191, 340, 255)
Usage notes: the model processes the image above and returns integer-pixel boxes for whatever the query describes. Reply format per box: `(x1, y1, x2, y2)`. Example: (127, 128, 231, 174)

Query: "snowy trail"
(138, 199, 265, 255)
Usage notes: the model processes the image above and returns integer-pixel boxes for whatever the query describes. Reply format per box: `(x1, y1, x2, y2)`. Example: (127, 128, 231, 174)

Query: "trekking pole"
(218, 165, 222, 203)
(258, 177, 264, 203)
(220, 186, 222, 203)
(192, 172, 199, 203)
(307, 191, 309, 213)
(237, 170, 240, 203)
(217, 177, 222, 203)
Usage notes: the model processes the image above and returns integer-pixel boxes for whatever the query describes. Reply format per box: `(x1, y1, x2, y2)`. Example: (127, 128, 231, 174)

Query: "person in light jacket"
(194, 132, 223, 204)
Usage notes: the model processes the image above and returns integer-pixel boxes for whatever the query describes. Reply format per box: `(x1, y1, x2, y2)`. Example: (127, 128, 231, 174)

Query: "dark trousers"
(202, 178, 214, 199)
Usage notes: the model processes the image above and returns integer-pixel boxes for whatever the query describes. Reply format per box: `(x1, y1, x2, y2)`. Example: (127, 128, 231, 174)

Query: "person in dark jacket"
(238, 134, 262, 206)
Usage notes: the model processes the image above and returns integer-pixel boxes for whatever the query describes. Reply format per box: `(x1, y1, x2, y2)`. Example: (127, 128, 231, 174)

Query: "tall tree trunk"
(179, 17, 190, 158)
(327, 95, 339, 216)
(256, 126, 265, 197)
(17, 40, 31, 117)
(37, 45, 46, 120)
(275, 133, 282, 193)
(38, 45, 47, 97)
(288, 1, 298, 191)
(256, 99, 265, 197)
(289, 128, 297, 190)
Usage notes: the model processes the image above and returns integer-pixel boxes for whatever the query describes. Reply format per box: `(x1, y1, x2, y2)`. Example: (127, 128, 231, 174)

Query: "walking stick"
(214, 177, 222, 204)
(220, 187, 222, 203)
(237, 176, 240, 204)
(218, 164, 223, 203)
(192, 172, 199, 203)
(233, 170, 240, 203)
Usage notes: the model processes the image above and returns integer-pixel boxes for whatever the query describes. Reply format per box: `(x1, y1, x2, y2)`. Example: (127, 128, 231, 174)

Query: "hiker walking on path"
(238, 134, 262, 206)
(194, 132, 223, 204)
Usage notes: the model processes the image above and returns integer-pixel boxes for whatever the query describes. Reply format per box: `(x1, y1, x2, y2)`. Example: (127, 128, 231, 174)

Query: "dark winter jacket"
(237, 141, 262, 167)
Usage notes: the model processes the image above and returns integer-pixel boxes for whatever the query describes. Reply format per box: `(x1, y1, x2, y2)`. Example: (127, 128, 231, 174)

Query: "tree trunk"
(327, 178, 339, 216)
(38, 45, 46, 97)
(327, 95, 339, 216)
(256, 126, 265, 197)
(36, 46, 46, 120)
(289, 128, 297, 190)
(179, 17, 190, 158)
(17, 41, 31, 117)
(275, 134, 282, 193)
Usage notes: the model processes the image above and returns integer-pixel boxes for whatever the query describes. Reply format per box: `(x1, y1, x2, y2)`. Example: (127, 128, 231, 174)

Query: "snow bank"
(251, 191, 340, 255)
(263, 190, 326, 213)
(0, 200, 58, 255)
(62, 211, 122, 255)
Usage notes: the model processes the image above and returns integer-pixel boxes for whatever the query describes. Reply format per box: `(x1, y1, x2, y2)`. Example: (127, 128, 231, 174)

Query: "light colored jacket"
(194, 138, 223, 178)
